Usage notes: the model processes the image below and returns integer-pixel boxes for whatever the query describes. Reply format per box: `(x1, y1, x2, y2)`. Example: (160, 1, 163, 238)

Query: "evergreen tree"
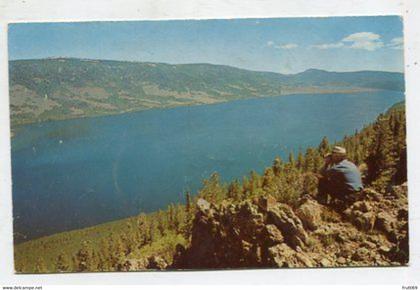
(296, 151, 304, 170)
(97, 252, 107, 271)
(288, 152, 296, 167)
(148, 220, 156, 243)
(249, 170, 262, 196)
(185, 191, 192, 214)
(171, 204, 181, 234)
(55, 252, 70, 272)
(34, 257, 47, 273)
(198, 172, 225, 202)
(227, 179, 242, 201)
(157, 209, 166, 236)
(242, 176, 251, 197)
(366, 114, 397, 190)
(318, 136, 330, 156)
(262, 167, 277, 194)
(272, 156, 283, 176)
(87, 248, 99, 271)
(304, 148, 316, 172)
(74, 241, 93, 272)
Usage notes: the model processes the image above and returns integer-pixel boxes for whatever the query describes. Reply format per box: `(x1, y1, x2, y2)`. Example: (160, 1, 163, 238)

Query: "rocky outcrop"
(172, 184, 408, 269)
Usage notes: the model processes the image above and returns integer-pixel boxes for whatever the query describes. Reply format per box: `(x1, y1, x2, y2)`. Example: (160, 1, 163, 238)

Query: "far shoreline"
(10, 87, 385, 138)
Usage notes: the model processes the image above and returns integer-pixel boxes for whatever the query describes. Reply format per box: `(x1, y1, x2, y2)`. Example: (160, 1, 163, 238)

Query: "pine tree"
(227, 179, 242, 201)
(148, 220, 156, 243)
(97, 252, 107, 271)
(262, 167, 277, 194)
(296, 150, 304, 170)
(288, 152, 296, 167)
(171, 204, 181, 234)
(74, 241, 92, 272)
(108, 234, 126, 270)
(242, 176, 250, 197)
(249, 170, 261, 195)
(157, 210, 166, 236)
(56, 252, 70, 272)
(185, 191, 192, 214)
(34, 257, 47, 273)
(304, 148, 316, 172)
(87, 248, 99, 271)
(98, 239, 112, 270)
(366, 114, 398, 190)
(272, 156, 283, 176)
(199, 172, 225, 202)
(318, 136, 330, 156)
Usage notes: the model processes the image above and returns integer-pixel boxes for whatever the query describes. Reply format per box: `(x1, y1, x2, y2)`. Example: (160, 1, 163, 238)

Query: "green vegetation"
(9, 58, 404, 127)
(14, 102, 406, 273)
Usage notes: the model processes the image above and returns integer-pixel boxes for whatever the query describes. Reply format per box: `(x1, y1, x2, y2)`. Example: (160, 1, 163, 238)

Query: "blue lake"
(11, 90, 404, 242)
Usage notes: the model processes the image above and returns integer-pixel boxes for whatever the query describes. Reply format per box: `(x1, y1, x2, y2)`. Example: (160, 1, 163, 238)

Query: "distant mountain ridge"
(9, 58, 405, 126)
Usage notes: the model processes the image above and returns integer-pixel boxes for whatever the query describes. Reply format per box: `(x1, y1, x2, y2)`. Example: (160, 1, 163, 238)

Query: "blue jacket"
(324, 159, 363, 194)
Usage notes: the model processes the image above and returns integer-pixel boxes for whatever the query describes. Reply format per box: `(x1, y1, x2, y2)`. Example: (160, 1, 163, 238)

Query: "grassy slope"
(14, 210, 188, 272)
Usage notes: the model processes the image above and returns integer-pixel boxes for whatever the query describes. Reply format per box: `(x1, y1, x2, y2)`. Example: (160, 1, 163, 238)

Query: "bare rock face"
(172, 184, 408, 269)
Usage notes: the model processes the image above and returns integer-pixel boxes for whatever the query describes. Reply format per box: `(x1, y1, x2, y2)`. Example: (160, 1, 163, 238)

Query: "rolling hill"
(9, 58, 405, 126)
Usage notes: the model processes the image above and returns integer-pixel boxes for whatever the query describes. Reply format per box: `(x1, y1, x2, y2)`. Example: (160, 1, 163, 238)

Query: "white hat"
(332, 146, 346, 155)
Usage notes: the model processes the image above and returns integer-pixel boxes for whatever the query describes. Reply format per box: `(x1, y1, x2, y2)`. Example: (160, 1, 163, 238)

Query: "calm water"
(11, 91, 404, 242)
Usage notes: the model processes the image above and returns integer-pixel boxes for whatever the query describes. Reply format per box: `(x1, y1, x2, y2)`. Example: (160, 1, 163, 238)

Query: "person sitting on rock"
(317, 146, 363, 207)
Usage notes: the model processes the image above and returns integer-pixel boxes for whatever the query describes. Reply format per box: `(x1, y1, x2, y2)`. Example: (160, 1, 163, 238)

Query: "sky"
(8, 16, 404, 74)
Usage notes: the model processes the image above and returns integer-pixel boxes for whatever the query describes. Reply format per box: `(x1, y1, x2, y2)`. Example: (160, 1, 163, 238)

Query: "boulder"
(363, 188, 383, 202)
(354, 212, 376, 231)
(257, 195, 277, 212)
(263, 224, 284, 245)
(344, 202, 376, 231)
(267, 243, 298, 267)
(375, 211, 398, 241)
(352, 247, 370, 261)
(296, 252, 315, 267)
(319, 258, 332, 267)
(296, 198, 323, 231)
(147, 256, 168, 270)
(336, 257, 346, 264)
(268, 203, 308, 249)
(356, 201, 373, 213)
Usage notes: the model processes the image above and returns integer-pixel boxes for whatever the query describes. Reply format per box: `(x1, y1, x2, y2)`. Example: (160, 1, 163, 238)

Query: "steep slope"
(9, 58, 404, 126)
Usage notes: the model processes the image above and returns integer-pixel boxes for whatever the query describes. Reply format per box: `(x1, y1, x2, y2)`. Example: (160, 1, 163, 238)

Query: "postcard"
(8, 16, 407, 273)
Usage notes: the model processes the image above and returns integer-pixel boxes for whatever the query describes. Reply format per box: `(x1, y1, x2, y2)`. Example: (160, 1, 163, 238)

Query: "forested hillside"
(14, 102, 407, 272)
(9, 58, 404, 126)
